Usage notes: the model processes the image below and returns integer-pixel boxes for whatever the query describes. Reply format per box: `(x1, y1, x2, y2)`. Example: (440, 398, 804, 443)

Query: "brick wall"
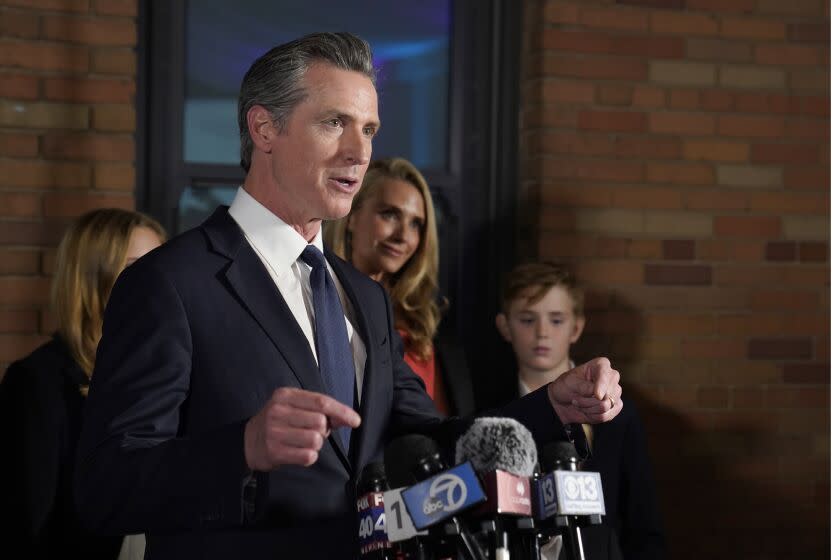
(0, 0, 137, 374)
(521, 0, 828, 557)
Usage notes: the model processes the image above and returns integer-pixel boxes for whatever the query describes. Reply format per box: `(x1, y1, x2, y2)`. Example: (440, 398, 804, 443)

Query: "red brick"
(799, 242, 827, 262)
(92, 104, 135, 132)
(650, 112, 715, 135)
(577, 110, 646, 132)
(755, 44, 828, 66)
(42, 15, 137, 46)
(0, 192, 41, 218)
(662, 240, 695, 260)
(765, 386, 828, 408)
(788, 68, 829, 93)
(529, 80, 595, 104)
(615, 136, 682, 159)
(686, 0, 756, 12)
(618, 0, 684, 7)
(720, 18, 787, 40)
(0, 8, 40, 38)
(0, 40, 88, 72)
(684, 139, 750, 162)
(538, 234, 625, 259)
(0, 133, 38, 157)
(612, 186, 682, 209)
(539, 184, 612, 207)
(0, 160, 90, 189)
(575, 261, 644, 286)
(93, 0, 136, 16)
(0, 249, 40, 274)
(627, 239, 662, 258)
(750, 290, 820, 311)
(522, 106, 577, 129)
(42, 133, 134, 161)
(539, 29, 683, 58)
(632, 85, 666, 108)
(750, 192, 827, 214)
(539, 158, 646, 183)
(647, 313, 715, 335)
(90, 48, 137, 75)
(784, 168, 828, 190)
(0, 277, 51, 305)
(684, 190, 749, 211)
(596, 84, 634, 106)
(788, 23, 830, 42)
(578, 6, 649, 31)
(683, 338, 744, 358)
(669, 89, 700, 109)
(543, 1, 578, 24)
(537, 55, 648, 81)
(757, 0, 824, 16)
(783, 363, 828, 384)
(94, 162, 135, 190)
(646, 264, 712, 285)
(651, 11, 720, 35)
(697, 386, 729, 408)
(43, 193, 134, 217)
(786, 118, 829, 140)
(714, 216, 781, 237)
(718, 115, 785, 138)
(44, 77, 135, 104)
(748, 338, 812, 360)
(0, 310, 39, 334)
(647, 162, 715, 185)
(796, 96, 830, 116)
(0, 221, 67, 245)
(0, 73, 39, 100)
(531, 131, 610, 156)
(765, 241, 796, 261)
(752, 143, 820, 164)
(700, 90, 735, 111)
(1, 0, 88, 10)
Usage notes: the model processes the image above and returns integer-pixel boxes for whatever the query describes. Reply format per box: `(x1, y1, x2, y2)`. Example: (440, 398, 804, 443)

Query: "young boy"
(496, 261, 666, 560)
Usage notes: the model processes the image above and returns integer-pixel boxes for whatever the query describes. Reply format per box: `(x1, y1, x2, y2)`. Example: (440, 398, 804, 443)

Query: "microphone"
(385, 434, 489, 560)
(356, 462, 392, 559)
(455, 418, 540, 560)
(534, 441, 606, 560)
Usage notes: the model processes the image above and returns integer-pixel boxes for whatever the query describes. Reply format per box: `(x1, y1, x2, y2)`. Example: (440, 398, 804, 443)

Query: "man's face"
(256, 62, 380, 231)
(497, 286, 584, 374)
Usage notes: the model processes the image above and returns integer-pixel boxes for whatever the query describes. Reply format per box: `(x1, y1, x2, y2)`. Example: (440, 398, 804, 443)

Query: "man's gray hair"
(237, 32, 376, 171)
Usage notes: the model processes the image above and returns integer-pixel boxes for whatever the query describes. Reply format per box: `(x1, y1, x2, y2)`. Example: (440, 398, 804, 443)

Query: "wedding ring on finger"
(607, 394, 615, 410)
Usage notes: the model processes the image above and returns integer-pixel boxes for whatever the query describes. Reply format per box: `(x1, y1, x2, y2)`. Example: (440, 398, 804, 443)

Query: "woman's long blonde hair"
(52, 208, 166, 378)
(326, 157, 441, 360)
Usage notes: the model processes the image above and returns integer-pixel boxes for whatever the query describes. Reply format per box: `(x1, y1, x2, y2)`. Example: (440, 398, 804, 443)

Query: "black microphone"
(535, 442, 606, 560)
(357, 462, 393, 559)
(385, 434, 489, 560)
(455, 417, 540, 560)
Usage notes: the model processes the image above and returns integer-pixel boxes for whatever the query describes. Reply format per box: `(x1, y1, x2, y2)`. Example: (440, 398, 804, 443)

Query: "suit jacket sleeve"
(74, 259, 248, 535)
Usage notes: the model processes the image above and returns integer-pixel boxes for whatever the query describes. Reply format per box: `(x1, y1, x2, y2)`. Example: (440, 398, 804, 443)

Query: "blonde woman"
(0, 209, 165, 559)
(326, 157, 474, 416)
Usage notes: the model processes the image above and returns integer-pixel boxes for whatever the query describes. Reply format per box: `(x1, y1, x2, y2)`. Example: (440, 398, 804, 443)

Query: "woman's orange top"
(398, 330, 450, 416)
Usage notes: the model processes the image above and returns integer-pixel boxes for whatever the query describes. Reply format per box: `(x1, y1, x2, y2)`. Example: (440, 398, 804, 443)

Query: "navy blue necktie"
(299, 245, 355, 450)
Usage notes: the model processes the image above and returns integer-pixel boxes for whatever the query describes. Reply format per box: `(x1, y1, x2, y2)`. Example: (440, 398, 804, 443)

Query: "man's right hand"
(244, 387, 361, 471)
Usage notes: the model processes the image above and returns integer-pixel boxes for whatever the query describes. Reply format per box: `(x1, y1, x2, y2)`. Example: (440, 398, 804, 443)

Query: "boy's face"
(496, 285, 585, 373)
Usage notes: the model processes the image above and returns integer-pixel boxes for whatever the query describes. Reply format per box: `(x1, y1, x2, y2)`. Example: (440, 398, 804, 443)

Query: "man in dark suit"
(75, 32, 624, 559)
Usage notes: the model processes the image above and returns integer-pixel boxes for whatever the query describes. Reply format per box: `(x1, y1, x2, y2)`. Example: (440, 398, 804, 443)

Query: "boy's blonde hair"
(500, 261, 584, 316)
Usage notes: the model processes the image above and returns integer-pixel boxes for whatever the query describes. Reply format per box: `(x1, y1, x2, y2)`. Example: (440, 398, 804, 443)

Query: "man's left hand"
(547, 357, 622, 425)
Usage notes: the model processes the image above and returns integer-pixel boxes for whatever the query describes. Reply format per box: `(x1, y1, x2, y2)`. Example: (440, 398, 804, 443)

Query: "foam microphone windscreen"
(454, 417, 538, 477)
(384, 433, 441, 488)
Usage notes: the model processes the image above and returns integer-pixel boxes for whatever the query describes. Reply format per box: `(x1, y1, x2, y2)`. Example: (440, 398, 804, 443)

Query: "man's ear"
(570, 316, 586, 344)
(247, 105, 277, 155)
(495, 313, 512, 342)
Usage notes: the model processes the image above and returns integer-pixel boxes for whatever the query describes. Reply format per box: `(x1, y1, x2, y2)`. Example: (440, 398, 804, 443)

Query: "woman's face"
(124, 226, 163, 269)
(348, 178, 426, 283)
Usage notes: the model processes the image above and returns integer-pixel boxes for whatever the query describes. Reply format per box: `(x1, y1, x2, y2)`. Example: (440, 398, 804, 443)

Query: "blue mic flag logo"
(400, 462, 486, 530)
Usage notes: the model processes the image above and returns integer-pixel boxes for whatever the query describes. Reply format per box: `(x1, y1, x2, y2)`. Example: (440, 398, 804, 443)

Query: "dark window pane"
(184, 0, 451, 170)
(177, 184, 237, 233)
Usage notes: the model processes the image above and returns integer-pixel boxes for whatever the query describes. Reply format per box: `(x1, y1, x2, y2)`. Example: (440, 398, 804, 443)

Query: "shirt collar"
(228, 186, 324, 274)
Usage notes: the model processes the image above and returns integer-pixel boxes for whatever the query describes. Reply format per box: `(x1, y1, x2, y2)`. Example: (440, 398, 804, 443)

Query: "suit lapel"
(203, 208, 351, 471)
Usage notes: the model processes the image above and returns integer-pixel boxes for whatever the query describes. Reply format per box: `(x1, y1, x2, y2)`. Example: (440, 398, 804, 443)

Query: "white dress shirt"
(228, 187, 367, 401)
